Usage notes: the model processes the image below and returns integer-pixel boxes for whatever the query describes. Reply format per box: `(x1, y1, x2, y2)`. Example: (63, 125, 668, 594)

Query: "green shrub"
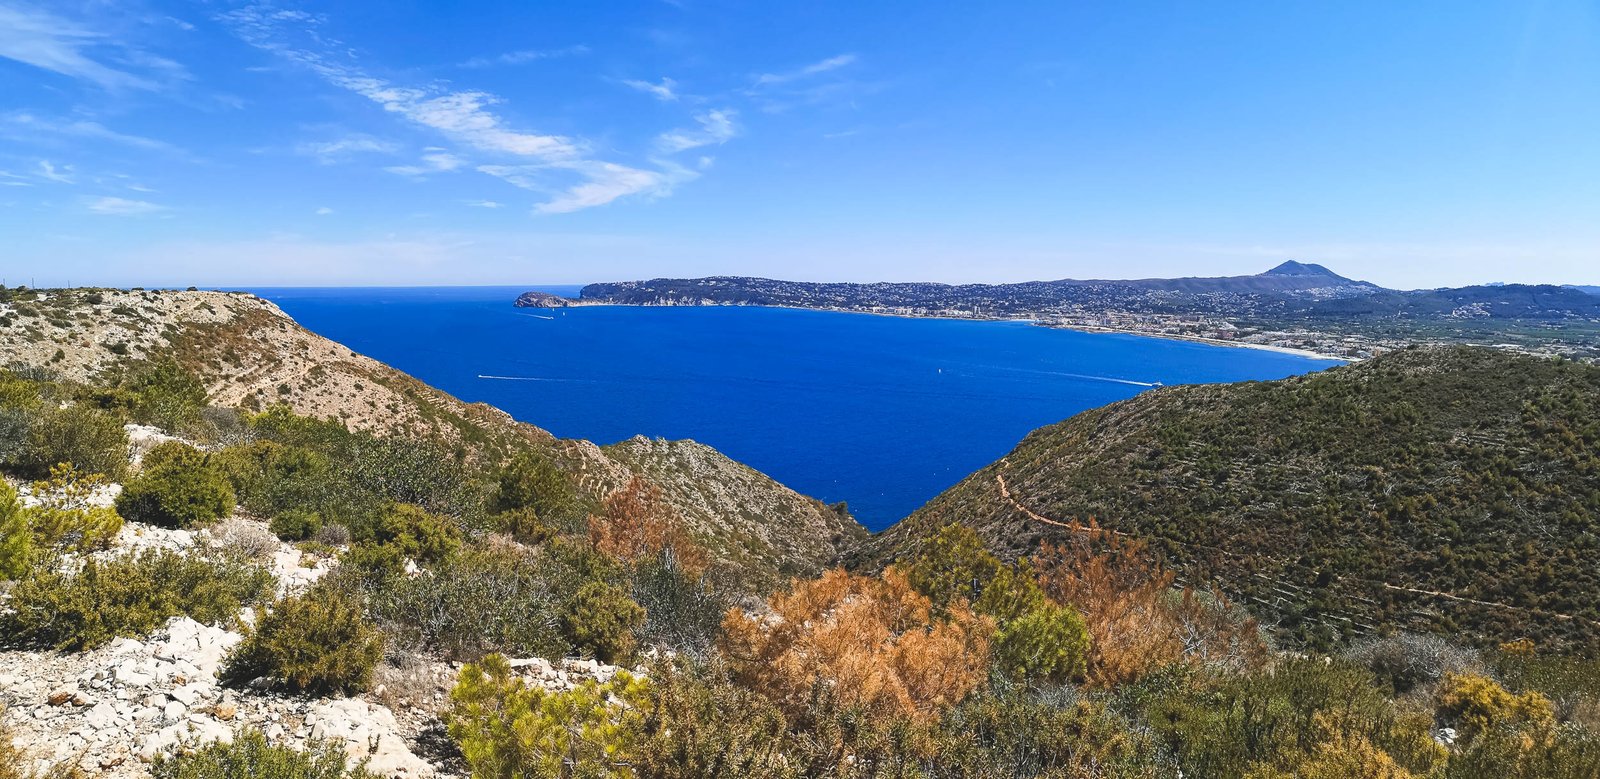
(121, 358, 207, 432)
(0, 549, 272, 651)
(18, 404, 127, 480)
(902, 523, 1002, 613)
(561, 581, 645, 664)
(366, 503, 460, 564)
(991, 602, 1091, 684)
(492, 506, 554, 546)
(492, 452, 580, 529)
(223, 585, 383, 695)
(1435, 672, 1554, 741)
(1150, 657, 1445, 778)
(1447, 723, 1600, 779)
(635, 657, 791, 779)
(116, 441, 235, 528)
(149, 729, 373, 779)
(933, 685, 1161, 779)
(0, 481, 31, 579)
(448, 653, 650, 779)
(26, 464, 122, 555)
(359, 541, 571, 660)
(268, 509, 322, 542)
(630, 550, 730, 655)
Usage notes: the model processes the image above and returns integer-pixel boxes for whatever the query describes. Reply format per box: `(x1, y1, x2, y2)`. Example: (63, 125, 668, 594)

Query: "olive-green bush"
(267, 508, 322, 542)
(0, 549, 272, 651)
(366, 503, 461, 564)
(0, 481, 31, 580)
(448, 653, 651, 779)
(991, 602, 1091, 684)
(116, 441, 236, 528)
(359, 541, 572, 660)
(223, 585, 384, 696)
(17, 404, 128, 480)
(561, 580, 645, 664)
(491, 452, 581, 530)
(26, 465, 122, 555)
(149, 729, 373, 779)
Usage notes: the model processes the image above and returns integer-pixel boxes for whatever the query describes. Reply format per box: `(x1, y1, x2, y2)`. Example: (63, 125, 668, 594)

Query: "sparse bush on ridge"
(356, 539, 574, 661)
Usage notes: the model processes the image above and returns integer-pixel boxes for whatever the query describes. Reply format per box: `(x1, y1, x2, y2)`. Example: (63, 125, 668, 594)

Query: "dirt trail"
(992, 460, 1592, 627)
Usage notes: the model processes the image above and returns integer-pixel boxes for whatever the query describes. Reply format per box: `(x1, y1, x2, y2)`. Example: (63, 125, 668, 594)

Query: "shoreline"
(541, 299, 1351, 362)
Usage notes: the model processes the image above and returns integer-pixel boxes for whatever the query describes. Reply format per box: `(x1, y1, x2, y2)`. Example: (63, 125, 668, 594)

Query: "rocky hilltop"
(0, 287, 863, 582)
(861, 346, 1600, 652)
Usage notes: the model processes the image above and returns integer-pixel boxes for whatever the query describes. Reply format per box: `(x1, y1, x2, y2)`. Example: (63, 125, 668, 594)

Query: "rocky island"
(512, 291, 577, 309)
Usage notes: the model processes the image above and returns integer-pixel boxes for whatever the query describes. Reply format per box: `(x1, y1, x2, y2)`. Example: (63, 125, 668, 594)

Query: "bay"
(252, 286, 1341, 531)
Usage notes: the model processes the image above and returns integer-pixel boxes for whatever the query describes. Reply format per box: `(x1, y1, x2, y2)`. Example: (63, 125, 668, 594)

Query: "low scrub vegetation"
(223, 585, 384, 695)
(0, 548, 272, 651)
(148, 730, 373, 779)
(115, 441, 236, 528)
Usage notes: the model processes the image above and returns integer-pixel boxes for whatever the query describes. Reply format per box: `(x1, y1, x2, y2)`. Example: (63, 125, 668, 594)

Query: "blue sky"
(2, 1, 1597, 289)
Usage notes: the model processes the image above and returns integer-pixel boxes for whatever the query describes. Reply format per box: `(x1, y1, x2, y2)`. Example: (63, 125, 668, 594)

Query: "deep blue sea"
(250, 286, 1341, 531)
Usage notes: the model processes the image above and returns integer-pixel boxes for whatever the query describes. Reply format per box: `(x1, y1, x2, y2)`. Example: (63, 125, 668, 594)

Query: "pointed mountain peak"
(1262, 260, 1348, 280)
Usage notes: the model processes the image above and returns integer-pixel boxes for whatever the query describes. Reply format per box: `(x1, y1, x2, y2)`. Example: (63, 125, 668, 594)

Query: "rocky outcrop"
(0, 616, 435, 777)
(605, 436, 866, 587)
(512, 292, 575, 308)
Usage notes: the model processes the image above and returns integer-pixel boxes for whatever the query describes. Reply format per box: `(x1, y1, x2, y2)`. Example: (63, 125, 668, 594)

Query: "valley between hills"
(2, 284, 1598, 777)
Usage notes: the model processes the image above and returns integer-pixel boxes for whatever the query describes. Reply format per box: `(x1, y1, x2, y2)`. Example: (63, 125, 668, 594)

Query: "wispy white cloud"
(623, 77, 678, 102)
(220, 3, 681, 213)
(385, 149, 464, 177)
(2, 111, 181, 152)
(0, 3, 184, 90)
(296, 134, 400, 162)
(465, 199, 502, 208)
(458, 45, 589, 69)
(533, 162, 672, 215)
(753, 53, 856, 87)
(315, 206, 333, 215)
(656, 110, 737, 153)
(84, 195, 166, 215)
(37, 160, 74, 184)
(745, 52, 877, 114)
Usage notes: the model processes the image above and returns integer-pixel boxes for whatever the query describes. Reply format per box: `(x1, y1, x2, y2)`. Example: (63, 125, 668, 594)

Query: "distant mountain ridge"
(555, 263, 1600, 359)
(576, 261, 1382, 310)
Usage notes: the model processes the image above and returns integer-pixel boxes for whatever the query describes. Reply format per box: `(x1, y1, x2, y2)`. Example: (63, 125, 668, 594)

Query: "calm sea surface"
(250, 286, 1341, 531)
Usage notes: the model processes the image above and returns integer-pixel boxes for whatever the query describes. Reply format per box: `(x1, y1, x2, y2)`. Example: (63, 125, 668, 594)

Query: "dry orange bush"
(587, 476, 706, 574)
(1035, 522, 1265, 686)
(721, 567, 992, 723)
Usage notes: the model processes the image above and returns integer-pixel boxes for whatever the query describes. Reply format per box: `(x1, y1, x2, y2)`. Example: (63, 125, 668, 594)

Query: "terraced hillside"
(865, 347, 1600, 652)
